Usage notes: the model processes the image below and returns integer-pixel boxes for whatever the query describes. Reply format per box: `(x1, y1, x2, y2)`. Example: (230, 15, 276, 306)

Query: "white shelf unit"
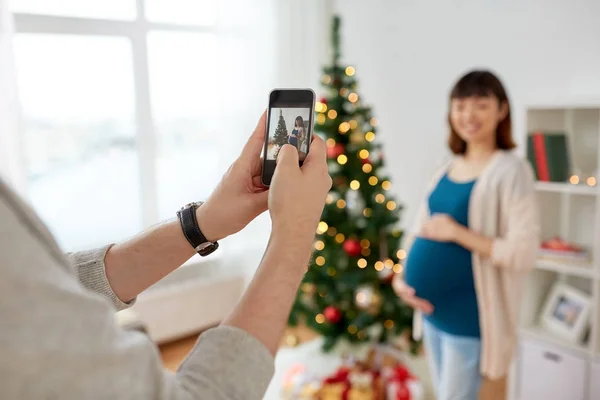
(513, 103, 600, 400)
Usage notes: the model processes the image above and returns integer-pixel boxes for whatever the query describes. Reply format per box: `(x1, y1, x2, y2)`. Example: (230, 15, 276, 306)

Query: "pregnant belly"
(404, 237, 473, 304)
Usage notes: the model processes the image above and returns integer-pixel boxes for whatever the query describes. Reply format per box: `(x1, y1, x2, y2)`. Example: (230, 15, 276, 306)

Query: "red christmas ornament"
(360, 157, 371, 165)
(396, 385, 411, 400)
(324, 306, 342, 323)
(343, 239, 362, 257)
(319, 97, 328, 105)
(327, 143, 345, 159)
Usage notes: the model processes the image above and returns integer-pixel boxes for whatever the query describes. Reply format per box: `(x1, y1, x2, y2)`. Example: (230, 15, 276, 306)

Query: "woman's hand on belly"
(392, 274, 434, 315)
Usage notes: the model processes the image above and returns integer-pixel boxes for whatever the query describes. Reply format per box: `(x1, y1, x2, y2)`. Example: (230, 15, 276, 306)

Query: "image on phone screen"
(261, 89, 315, 187)
(266, 107, 312, 162)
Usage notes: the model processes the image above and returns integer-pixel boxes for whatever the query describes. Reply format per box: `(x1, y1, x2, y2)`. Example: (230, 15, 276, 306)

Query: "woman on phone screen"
(392, 70, 540, 400)
(289, 116, 304, 150)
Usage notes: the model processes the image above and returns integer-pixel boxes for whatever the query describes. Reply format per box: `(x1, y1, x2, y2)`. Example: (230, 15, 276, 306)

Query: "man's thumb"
(276, 144, 299, 169)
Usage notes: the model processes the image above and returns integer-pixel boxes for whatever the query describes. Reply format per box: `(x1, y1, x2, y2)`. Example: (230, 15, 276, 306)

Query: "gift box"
(280, 346, 423, 400)
(281, 363, 322, 399)
(381, 364, 423, 400)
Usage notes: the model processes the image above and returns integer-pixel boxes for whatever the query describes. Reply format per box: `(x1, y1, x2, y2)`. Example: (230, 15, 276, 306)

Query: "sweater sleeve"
(490, 159, 541, 270)
(65, 245, 135, 311)
(1, 192, 275, 400)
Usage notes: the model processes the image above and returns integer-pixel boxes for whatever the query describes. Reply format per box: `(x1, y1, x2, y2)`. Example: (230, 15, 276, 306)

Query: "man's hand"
(222, 135, 331, 356)
(392, 275, 434, 315)
(269, 136, 332, 251)
(420, 213, 460, 243)
(196, 112, 270, 242)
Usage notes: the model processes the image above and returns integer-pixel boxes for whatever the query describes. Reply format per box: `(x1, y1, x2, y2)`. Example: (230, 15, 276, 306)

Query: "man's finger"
(301, 135, 327, 170)
(276, 144, 300, 171)
(240, 110, 267, 162)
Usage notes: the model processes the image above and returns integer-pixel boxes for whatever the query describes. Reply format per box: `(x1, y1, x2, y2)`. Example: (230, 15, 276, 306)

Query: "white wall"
(334, 0, 600, 233)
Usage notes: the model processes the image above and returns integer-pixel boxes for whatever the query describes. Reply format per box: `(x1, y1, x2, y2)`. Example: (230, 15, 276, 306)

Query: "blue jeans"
(423, 319, 482, 400)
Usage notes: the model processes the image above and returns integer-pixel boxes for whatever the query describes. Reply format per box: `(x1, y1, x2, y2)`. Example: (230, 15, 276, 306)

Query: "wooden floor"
(159, 324, 319, 371)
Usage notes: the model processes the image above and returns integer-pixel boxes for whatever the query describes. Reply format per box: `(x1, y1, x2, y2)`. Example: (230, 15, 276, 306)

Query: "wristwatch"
(176, 201, 219, 257)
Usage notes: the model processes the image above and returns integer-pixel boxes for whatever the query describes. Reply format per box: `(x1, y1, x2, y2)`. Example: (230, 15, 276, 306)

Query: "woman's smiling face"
(449, 95, 506, 147)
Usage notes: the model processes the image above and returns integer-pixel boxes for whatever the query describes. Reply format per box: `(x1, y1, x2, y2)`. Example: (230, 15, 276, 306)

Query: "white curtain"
(0, 0, 26, 196)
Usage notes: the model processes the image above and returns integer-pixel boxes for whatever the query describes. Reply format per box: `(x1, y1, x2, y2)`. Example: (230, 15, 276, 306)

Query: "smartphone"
(261, 88, 316, 187)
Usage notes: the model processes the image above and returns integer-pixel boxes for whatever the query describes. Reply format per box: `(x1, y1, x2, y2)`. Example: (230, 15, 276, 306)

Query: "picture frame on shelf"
(541, 282, 591, 344)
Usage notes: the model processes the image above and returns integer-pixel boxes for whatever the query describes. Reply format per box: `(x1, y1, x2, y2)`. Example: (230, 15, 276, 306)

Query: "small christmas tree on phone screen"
(273, 109, 289, 147)
(287, 15, 415, 352)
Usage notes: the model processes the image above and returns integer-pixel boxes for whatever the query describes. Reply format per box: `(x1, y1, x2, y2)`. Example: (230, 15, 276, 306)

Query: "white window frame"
(12, 0, 225, 228)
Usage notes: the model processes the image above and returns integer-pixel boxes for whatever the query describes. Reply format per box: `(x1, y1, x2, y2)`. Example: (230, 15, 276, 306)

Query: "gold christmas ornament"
(355, 285, 382, 314)
(350, 131, 364, 144)
(301, 282, 316, 295)
(285, 334, 300, 347)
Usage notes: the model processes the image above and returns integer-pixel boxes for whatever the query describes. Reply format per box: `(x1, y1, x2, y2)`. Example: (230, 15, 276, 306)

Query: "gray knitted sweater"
(0, 179, 274, 399)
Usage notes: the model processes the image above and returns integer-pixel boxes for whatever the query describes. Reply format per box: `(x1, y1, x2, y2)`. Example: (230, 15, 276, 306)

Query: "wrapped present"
(347, 370, 384, 400)
(281, 363, 322, 399)
(320, 362, 385, 400)
(381, 364, 423, 400)
(321, 382, 350, 400)
(281, 346, 422, 400)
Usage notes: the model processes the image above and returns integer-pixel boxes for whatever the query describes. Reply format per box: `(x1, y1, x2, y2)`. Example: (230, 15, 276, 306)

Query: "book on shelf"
(538, 236, 591, 265)
(526, 132, 571, 182)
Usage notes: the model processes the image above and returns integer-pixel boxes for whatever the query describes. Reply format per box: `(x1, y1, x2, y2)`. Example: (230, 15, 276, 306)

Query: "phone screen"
(262, 89, 315, 186)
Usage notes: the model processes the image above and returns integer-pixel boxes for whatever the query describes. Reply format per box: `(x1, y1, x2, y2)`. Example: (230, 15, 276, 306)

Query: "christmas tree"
(273, 109, 289, 147)
(288, 15, 415, 352)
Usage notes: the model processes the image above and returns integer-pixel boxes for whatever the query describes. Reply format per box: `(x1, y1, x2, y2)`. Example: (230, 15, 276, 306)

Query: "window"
(13, 34, 140, 250)
(9, 0, 277, 251)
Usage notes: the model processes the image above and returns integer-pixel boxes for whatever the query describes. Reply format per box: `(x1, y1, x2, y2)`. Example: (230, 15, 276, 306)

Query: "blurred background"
(2, 1, 600, 399)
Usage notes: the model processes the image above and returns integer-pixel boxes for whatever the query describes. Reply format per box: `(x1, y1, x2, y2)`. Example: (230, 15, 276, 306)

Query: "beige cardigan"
(405, 150, 540, 379)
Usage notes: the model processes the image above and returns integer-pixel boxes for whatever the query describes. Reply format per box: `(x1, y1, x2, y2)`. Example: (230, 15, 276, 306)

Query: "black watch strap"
(177, 202, 219, 257)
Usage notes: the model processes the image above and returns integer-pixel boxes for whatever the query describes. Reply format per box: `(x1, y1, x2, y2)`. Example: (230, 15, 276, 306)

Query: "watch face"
(195, 241, 219, 257)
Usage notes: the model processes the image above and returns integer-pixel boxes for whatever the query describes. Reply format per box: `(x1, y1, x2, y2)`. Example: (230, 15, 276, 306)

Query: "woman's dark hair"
(448, 70, 515, 154)
(295, 116, 304, 128)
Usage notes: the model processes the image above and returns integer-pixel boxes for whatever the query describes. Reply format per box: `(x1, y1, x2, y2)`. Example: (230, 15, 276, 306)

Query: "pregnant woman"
(393, 70, 540, 400)
(289, 116, 305, 150)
